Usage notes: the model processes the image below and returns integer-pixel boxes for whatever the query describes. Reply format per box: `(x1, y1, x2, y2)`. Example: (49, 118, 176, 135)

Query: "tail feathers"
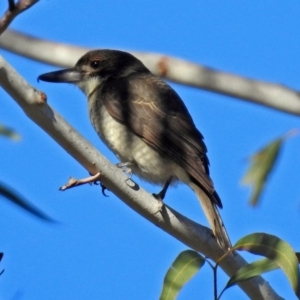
(190, 183, 231, 251)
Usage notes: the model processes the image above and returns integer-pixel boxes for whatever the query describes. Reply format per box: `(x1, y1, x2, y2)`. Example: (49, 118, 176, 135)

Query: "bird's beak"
(38, 68, 83, 83)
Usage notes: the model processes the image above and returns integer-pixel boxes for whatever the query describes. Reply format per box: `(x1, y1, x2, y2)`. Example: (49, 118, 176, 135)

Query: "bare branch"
(59, 173, 101, 191)
(8, 0, 16, 11)
(0, 1, 39, 35)
(0, 55, 283, 300)
(1, 29, 300, 117)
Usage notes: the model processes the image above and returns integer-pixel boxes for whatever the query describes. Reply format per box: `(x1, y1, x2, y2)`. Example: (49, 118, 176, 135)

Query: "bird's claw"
(152, 193, 165, 214)
(100, 183, 110, 197)
(116, 162, 133, 181)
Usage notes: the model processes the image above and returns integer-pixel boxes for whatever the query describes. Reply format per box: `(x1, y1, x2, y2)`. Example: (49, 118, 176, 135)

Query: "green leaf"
(159, 250, 205, 300)
(0, 124, 20, 141)
(226, 252, 300, 289)
(233, 233, 300, 297)
(0, 181, 54, 222)
(226, 257, 278, 288)
(242, 136, 283, 206)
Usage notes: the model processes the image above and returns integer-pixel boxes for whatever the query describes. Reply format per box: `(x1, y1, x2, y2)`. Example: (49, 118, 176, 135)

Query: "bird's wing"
(102, 74, 219, 204)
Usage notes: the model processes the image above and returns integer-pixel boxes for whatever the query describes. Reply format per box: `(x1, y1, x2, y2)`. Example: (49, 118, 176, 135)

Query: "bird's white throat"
(76, 77, 103, 97)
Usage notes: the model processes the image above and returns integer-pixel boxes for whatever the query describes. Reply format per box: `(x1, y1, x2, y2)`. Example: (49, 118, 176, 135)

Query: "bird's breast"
(87, 94, 187, 185)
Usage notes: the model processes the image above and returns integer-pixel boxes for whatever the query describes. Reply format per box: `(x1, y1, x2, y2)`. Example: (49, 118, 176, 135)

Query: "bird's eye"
(90, 60, 100, 69)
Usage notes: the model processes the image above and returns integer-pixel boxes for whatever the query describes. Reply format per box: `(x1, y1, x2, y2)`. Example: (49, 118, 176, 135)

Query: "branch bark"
(1, 29, 300, 117)
(0, 1, 39, 35)
(0, 54, 283, 299)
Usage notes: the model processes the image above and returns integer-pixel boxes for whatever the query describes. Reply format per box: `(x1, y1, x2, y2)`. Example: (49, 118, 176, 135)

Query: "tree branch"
(0, 1, 39, 35)
(0, 54, 283, 299)
(1, 29, 300, 117)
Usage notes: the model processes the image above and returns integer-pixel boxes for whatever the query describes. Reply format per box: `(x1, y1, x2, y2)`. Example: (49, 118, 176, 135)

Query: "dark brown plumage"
(38, 49, 231, 251)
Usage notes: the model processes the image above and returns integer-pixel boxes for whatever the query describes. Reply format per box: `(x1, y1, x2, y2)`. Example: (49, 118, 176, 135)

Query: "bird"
(38, 49, 231, 251)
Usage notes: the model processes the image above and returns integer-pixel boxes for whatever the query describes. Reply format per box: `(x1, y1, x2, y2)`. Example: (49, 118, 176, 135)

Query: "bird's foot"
(88, 172, 109, 196)
(100, 183, 110, 197)
(116, 162, 133, 181)
(152, 195, 164, 214)
(154, 199, 165, 214)
(59, 172, 101, 191)
(152, 178, 172, 213)
(152, 177, 172, 201)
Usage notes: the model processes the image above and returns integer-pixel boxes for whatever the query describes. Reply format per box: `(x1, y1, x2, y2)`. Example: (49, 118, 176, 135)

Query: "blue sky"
(1, 1, 300, 299)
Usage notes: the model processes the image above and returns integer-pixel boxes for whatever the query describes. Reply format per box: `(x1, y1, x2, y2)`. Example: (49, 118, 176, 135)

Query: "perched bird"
(38, 49, 231, 251)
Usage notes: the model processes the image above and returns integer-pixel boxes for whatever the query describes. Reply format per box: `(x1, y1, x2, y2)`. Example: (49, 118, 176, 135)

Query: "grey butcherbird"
(38, 49, 231, 251)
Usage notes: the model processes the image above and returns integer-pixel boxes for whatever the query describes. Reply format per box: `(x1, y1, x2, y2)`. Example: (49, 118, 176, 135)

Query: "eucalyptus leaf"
(0, 182, 54, 222)
(0, 124, 20, 141)
(233, 233, 300, 297)
(160, 250, 205, 300)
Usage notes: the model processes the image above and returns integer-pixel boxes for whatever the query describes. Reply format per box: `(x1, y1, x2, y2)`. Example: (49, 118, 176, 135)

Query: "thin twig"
(0, 0, 39, 35)
(8, 0, 15, 10)
(59, 173, 101, 191)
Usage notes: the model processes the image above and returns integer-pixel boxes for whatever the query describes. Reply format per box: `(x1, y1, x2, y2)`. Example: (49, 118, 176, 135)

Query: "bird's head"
(38, 49, 148, 95)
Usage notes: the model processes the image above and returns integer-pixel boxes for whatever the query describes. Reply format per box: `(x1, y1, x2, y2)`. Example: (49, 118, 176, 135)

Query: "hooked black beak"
(38, 68, 83, 83)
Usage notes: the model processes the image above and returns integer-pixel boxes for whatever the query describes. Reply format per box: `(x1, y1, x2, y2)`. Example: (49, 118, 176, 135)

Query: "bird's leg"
(116, 161, 133, 181)
(153, 177, 172, 200)
(153, 177, 172, 212)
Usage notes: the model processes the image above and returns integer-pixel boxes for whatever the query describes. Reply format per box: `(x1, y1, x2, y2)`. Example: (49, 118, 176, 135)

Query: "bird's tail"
(190, 183, 231, 252)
